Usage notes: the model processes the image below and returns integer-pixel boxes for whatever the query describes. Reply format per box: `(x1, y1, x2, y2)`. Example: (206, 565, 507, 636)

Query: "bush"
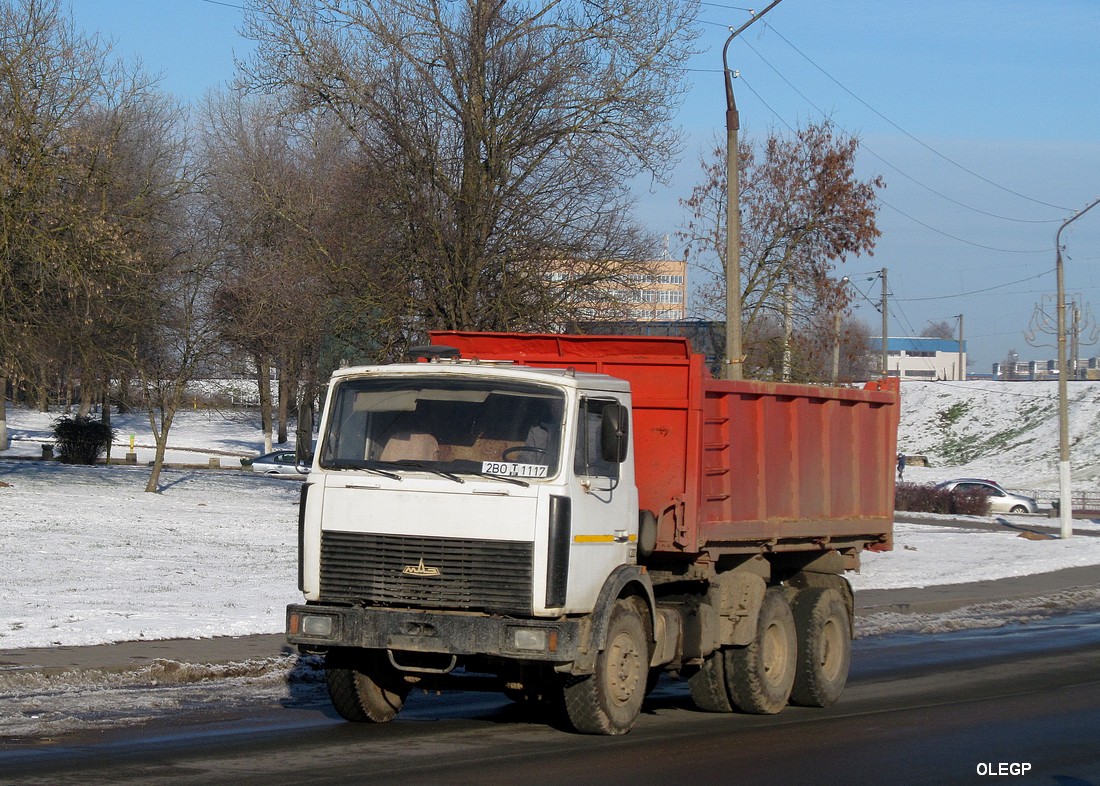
(895, 482, 991, 516)
(895, 482, 952, 514)
(949, 487, 993, 516)
(53, 415, 116, 465)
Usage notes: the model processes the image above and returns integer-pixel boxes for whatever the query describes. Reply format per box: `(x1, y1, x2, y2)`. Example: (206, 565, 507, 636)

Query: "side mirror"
(600, 404, 629, 463)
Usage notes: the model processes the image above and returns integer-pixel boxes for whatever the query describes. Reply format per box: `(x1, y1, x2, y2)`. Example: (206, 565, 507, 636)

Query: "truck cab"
(297, 359, 639, 617)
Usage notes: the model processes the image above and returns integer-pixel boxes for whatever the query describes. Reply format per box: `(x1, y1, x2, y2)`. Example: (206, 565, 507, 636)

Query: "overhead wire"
(757, 21, 1072, 213)
(735, 71, 1052, 254)
(736, 39, 1060, 225)
(696, 10, 1078, 335)
(892, 269, 1053, 302)
(735, 34, 1063, 226)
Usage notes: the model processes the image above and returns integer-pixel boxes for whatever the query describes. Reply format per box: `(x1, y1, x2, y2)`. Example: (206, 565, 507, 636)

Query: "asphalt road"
(1, 528, 1098, 785)
(2, 606, 1099, 785)
(2, 560, 1098, 677)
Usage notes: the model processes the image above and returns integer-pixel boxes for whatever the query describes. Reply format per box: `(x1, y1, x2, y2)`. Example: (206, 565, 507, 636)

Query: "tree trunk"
(0, 380, 8, 451)
(145, 404, 177, 493)
(78, 384, 94, 417)
(277, 364, 292, 445)
(116, 377, 130, 414)
(295, 380, 315, 462)
(101, 392, 112, 464)
(256, 353, 274, 453)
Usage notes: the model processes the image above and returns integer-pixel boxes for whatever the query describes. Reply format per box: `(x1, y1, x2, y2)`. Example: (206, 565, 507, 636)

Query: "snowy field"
(2, 379, 1100, 651)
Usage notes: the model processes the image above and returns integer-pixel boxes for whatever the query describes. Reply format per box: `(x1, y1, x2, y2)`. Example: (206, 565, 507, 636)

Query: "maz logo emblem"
(402, 557, 442, 577)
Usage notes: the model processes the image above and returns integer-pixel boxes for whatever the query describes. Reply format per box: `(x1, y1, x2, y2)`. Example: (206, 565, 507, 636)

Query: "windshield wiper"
(459, 470, 530, 488)
(373, 460, 465, 484)
(325, 459, 402, 480)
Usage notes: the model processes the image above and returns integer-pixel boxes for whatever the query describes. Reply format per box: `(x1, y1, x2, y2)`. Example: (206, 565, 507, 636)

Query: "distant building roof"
(868, 337, 966, 353)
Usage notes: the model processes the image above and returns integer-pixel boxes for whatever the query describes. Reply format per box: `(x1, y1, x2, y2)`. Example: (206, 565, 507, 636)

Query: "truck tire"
(789, 587, 851, 707)
(562, 598, 648, 735)
(688, 649, 733, 712)
(325, 650, 410, 723)
(724, 587, 797, 715)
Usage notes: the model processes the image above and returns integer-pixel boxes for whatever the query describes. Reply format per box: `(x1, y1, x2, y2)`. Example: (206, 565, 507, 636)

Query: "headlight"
(301, 614, 335, 638)
(511, 627, 557, 652)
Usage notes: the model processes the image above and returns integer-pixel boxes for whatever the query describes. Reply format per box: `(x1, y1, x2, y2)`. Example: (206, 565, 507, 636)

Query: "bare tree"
(237, 0, 699, 340)
(922, 320, 956, 340)
(679, 120, 884, 380)
(135, 213, 228, 493)
(199, 91, 362, 450)
(0, 0, 176, 443)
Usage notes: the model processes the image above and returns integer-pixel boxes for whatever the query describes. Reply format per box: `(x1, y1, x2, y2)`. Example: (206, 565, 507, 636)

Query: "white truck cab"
(296, 360, 638, 619)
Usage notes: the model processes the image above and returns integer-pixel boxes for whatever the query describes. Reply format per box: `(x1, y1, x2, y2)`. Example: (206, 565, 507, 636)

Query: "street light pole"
(1055, 196, 1100, 539)
(721, 0, 783, 381)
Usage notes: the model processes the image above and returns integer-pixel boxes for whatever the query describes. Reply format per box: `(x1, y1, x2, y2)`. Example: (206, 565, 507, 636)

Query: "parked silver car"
(241, 450, 308, 476)
(934, 478, 1039, 514)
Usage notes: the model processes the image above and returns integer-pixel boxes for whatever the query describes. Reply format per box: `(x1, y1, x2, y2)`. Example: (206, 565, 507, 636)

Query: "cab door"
(561, 395, 638, 611)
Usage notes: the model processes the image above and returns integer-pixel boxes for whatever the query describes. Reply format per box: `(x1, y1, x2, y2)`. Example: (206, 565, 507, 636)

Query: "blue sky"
(66, 0, 1100, 371)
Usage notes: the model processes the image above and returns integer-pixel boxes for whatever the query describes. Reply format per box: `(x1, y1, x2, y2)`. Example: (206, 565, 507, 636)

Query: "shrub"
(895, 482, 952, 514)
(895, 482, 991, 516)
(950, 487, 992, 516)
(53, 415, 116, 465)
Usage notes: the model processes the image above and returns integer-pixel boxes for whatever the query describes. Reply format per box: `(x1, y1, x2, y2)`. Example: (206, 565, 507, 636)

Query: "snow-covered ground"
(2, 379, 1100, 651)
(893, 378, 1100, 492)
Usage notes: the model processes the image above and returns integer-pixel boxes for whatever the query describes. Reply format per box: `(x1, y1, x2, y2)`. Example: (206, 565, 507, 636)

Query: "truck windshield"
(319, 376, 565, 480)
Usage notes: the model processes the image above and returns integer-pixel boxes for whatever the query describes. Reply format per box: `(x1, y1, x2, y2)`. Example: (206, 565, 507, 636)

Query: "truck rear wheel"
(562, 598, 648, 735)
(325, 649, 410, 723)
(688, 649, 733, 712)
(790, 587, 851, 707)
(724, 587, 797, 714)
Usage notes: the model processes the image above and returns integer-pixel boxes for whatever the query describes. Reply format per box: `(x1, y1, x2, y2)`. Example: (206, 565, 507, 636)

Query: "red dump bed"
(431, 331, 899, 557)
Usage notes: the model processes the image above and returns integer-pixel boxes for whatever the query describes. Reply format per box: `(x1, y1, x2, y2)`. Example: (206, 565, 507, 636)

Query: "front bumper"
(286, 603, 588, 664)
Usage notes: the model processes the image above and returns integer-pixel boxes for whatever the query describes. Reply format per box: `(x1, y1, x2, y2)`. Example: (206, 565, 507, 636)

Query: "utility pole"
(1071, 300, 1080, 380)
(1055, 195, 1100, 540)
(957, 313, 965, 381)
(782, 278, 793, 381)
(721, 0, 783, 381)
(880, 268, 889, 377)
(832, 275, 850, 385)
(831, 311, 842, 384)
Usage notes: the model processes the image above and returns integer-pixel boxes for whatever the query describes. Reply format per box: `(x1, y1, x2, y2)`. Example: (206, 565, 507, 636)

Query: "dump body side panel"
(430, 331, 898, 557)
(696, 377, 896, 553)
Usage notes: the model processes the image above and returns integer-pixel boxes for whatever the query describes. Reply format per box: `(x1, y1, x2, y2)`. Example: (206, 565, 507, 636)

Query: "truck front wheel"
(562, 598, 648, 735)
(724, 587, 797, 714)
(325, 649, 410, 723)
(790, 587, 851, 707)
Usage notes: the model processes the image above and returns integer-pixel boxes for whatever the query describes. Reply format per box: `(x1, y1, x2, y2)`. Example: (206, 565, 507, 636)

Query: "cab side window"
(574, 398, 620, 479)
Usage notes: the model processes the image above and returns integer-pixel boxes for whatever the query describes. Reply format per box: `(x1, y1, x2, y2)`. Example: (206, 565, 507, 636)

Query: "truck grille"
(319, 531, 533, 614)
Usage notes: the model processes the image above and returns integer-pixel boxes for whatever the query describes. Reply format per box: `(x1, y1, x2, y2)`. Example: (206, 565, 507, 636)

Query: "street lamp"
(721, 0, 783, 381)
(1054, 196, 1100, 539)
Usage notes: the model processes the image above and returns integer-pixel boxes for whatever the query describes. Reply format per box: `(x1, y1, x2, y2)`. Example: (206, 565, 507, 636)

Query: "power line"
(196, 0, 245, 10)
(757, 21, 1072, 213)
(733, 42, 1059, 224)
(735, 71, 1056, 253)
(698, 2, 756, 10)
(877, 198, 1051, 254)
(893, 269, 1053, 303)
